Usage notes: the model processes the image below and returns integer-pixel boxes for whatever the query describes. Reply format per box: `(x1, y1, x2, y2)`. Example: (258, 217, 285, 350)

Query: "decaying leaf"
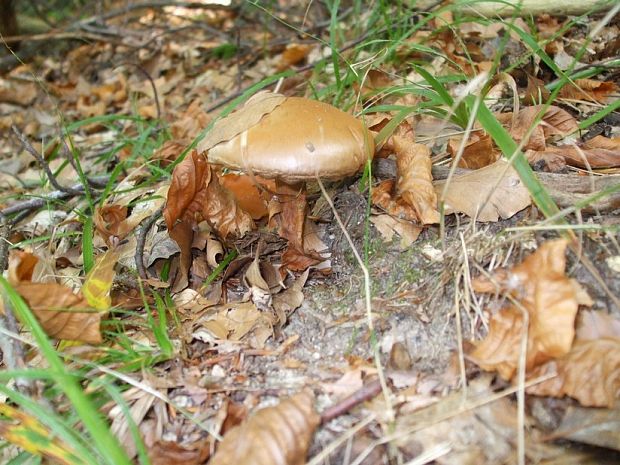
(370, 213, 422, 248)
(372, 136, 439, 225)
(393, 135, 440, 225)
(434, 159, 531, 221)
(546, 404, 620, 451)
(0, 403, 83, 465)
(495, 105, 578, 153)
(220, 173, 271, 220)
(165, 150, 254, 242)
(199, 301, 276, 348)
(209, 390, 320, 465)
(196, 91, 286, 154)
(277, 43, 313, 71)
(447, 132, 500, 169)
(148, 440, 210, 465)
(469, 239, 592, 380)
(527, 135, 620, 169)
(4, 251, 110, 344)
(558, 79, 618, 103)
(526, 338, 620, 408)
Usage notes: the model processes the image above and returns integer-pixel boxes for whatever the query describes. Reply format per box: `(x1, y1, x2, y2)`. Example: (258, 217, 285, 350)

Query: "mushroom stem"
(275, 179, 307, 252)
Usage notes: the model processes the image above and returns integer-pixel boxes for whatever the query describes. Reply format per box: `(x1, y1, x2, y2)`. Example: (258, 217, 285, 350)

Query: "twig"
(320, 379, 382, 424)
(60, 138, 93, 200)
(0, 217, 33, 395)
(12, 126, 79, 195)
(0, 176, 109, 218)
(117, 62, 162, 121)
(135, 207, 164, 280)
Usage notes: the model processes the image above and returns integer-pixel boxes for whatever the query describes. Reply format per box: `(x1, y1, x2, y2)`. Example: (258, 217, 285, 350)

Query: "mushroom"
(199, 94, 375, 255)
(165, 92, 438, 270)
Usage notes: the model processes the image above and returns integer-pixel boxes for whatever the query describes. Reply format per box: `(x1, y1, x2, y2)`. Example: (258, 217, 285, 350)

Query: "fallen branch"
(0, 176, 109, 218)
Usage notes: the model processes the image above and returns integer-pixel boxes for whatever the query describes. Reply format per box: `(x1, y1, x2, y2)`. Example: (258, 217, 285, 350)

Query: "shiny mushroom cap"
(206, 97, 375, 182)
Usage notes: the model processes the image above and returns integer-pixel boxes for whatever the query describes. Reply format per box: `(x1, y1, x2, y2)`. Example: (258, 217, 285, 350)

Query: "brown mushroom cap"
(206, 97, 375, 182)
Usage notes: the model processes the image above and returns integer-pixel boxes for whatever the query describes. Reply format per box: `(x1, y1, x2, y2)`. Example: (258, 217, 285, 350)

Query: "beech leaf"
(434, 159, 531, 221)
(209, 390, 319, 465)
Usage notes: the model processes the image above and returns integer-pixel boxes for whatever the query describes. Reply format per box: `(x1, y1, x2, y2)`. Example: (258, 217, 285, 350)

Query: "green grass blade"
(0, 277, 132, 465)
(471, 98, 561, 221)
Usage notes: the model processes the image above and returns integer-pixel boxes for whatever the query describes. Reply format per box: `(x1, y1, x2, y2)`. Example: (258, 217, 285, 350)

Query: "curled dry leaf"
(220, 173, 272, 220)
(434, 159, 531, 222)
(372, 135, 439, 225)
(528, 135, 620, 169)
(209, 390, 320, 465)
(527, 338, 620, 408)
(393, 135, 439, 224)
(469, 239, 591, 380)
(4, 250, 117, 344)
(164, 150, 254, 239)
(370, 213, 422, 248)
(496, 105, 578, 152)
(558, 79, 618, 103)
(447, 132, 500, 169)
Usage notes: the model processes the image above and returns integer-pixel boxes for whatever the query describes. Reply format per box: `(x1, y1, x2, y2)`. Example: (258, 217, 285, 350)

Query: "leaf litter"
(1, 2, 620, 465)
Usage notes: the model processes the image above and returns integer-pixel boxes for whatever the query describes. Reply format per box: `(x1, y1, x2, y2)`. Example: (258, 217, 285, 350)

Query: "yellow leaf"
(82, 250, 119, 311)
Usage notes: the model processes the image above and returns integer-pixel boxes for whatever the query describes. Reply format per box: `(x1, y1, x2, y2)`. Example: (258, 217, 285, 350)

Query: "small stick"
(135, 207, 163, 280)
(0, 176, 109, 218)
(320, 379, 383, 424)
(12, 126, 80, 195)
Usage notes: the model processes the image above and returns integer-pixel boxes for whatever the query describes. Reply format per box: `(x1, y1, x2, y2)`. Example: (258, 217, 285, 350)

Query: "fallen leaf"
(546, 404, 620, 451)
(558, 79, 618, 103)
(165, 150, 254, 238)
(530, 135, 620, 169)
(527, 338, 620, 408)
(469, 239, 591, 380)
(370, 213, 422, 248)
(148, 440, 210, 465)
(197, 91, 286, 154)
(277, 43, 313, 71)
(209, 390, 319, 465)
(447, 133, 500, 169)
(393, 135, 440, 224)
(220, 173, 272, 219)
(434, 159, 531, 221)
(501, 105, 579, 151)
(5, 251, 105, 344)
(81, 249, 119, 311)
(0, 403, 83, 465)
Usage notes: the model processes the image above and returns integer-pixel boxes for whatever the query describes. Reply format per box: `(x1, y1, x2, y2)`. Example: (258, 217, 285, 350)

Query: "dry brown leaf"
(393, 135, 439, 224)
(527, 338, 620, 408)
(164, 150, 209, 230)
(523, 74, 551, 105)
(209, 390, 319, 465)
(434, 159, 531, 221)
(165, 150, 254, 238)
(531, 135, 620, 169)
(169, 219, 194, 292)
(94, 205, 128, 244)
(0, 78, 38, 106)
(202, 167, 254, 238)
(148, 440, 210, 465)
(469, 239, 591, 380)
(5, 251, 105, 344)
(370, 213, 422, 248)
(504, 105, 579, 151)
(277, 43, 312, 71)
(200, 301, 276, 348)
(220, 173, 272, 219)
(558, 79, 618, 103)
(447, 133, 500, 169)
(576, 310, 620, 340)
(197, 91, 286, 154)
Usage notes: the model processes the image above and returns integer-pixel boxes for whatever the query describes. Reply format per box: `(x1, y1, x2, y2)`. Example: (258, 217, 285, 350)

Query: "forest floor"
(1, 1, 619, 464)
